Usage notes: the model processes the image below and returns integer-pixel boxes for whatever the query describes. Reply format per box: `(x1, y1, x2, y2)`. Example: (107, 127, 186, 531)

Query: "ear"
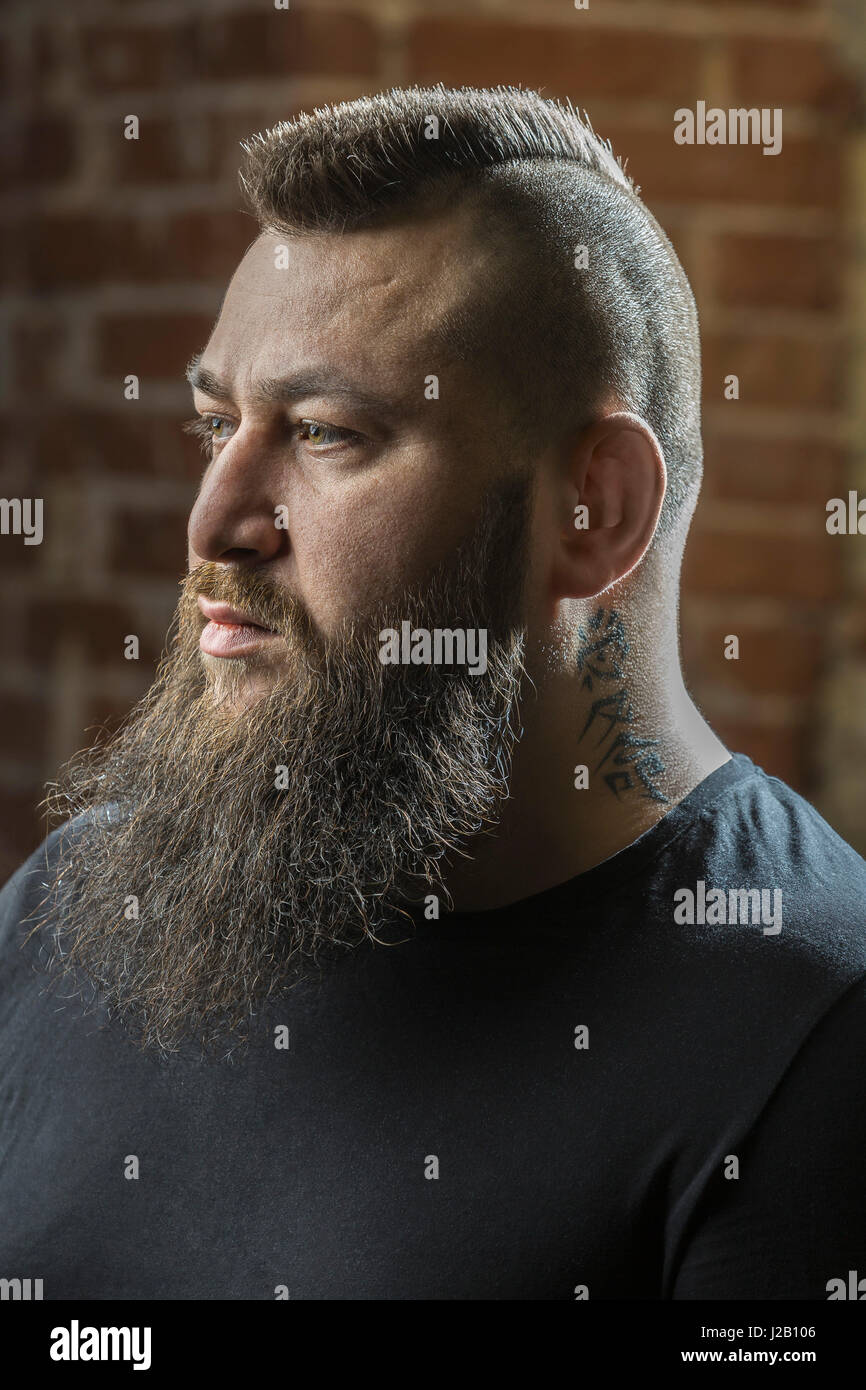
(549, 412, 667, 601)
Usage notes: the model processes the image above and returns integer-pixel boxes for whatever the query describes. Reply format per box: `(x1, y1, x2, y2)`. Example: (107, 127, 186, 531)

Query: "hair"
(239, 84, 703, 541)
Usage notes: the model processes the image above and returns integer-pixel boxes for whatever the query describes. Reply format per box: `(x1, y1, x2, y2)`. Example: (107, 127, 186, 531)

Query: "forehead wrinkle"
(189, 219, 500, 415)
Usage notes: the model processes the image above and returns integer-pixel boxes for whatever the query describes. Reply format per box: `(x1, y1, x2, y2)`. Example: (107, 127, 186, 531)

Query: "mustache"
(187, 562, 312, 640)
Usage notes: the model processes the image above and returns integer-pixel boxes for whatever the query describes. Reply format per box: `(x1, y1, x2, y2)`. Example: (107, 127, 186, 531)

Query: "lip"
(197, 595, 280, 658)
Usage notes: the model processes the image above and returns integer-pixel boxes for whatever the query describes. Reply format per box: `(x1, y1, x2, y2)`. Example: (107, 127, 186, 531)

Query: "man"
(1, 84, 864, 1301)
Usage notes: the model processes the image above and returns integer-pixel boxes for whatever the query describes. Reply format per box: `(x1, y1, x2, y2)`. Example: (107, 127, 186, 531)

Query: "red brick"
(844, 609, 866, 660)
(702, 332, 845, 410)
(1, 117, 76, 187)
(713, 233, 842, 311)
(0, 790, 48, 886)
(686, 620, 823, 698)
(0, 220, 26, 289)
(407, 19, 701, 102)
(603, 124, 842, 209)
(0, 691, 46, 760)
(709, 720, 806, 791)
(111, 117, 222, 185)
(11, 315, 69, 397)
(108, 509, 189, 575)
(197, 10, 378, 80)
(686, 0, 815, 6)
(22, 210, 253, 288)
(23, 214, 146, 288)
(81, 21, 195, 91)
(701, 437, 846, 505)
(0, 686, 46, 767)
(25, 597, 149, 664)
(728, 36, 862, 115)
(96, 313, 215, 379)
(157, 210, 256, 280)
(34, 410, 153, 478)
(32, 27, 63, 86)
(0, 413, 34, 482)
(682, 528, 841, 601)
(0, 532, 37, 575)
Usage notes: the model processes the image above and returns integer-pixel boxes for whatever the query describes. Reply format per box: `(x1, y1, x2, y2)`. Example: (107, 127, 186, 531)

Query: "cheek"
(288, 466, 480, 632)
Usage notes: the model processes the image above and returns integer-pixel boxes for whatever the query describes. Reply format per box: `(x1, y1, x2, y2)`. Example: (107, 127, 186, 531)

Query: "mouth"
(196, 596, 281, 659)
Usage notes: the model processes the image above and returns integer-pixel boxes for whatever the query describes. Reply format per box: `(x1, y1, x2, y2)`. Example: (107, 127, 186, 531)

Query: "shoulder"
(678, 755, 866, 979)
(655, 758, 866, 1120)
(0, 824, 71, 965)
(0, 810, 114, 965)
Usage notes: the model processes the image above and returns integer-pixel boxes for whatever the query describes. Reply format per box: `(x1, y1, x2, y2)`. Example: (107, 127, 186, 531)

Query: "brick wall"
(1, 0, 864, 880)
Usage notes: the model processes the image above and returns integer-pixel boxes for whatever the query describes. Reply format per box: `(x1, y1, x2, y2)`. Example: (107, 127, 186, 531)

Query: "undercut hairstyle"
(240, 84, 703, 540)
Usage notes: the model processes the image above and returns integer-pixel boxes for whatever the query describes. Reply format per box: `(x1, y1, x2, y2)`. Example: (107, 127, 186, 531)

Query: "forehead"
(203, 206, 491, 390)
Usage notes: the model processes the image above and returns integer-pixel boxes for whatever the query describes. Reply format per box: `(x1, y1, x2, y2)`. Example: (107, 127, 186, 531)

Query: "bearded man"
(1, 85, 864, 1301)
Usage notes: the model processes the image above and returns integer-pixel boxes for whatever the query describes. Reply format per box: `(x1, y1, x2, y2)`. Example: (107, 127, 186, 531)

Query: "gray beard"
(35, 473, 533, 1058)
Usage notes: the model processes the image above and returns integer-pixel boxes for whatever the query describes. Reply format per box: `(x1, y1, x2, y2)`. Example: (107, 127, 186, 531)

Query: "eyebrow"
(185, 353, 397, 416)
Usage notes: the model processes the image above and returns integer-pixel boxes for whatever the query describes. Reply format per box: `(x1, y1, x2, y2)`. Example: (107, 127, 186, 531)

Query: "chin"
(201, 652, 277, 707)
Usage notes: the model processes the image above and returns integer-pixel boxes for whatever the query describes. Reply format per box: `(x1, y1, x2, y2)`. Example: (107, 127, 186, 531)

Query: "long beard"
(34, 474, 534, 1056)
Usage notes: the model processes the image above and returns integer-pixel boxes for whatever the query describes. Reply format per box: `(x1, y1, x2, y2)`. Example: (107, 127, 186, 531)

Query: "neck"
(441, 577, 730, 913)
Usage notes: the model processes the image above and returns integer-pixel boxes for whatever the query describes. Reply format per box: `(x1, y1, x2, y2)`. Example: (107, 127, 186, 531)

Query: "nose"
(187, 428, 286, 566)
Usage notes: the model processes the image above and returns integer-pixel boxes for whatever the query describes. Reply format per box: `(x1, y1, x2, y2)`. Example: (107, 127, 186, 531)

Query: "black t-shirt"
(1, 752, 865, 1301)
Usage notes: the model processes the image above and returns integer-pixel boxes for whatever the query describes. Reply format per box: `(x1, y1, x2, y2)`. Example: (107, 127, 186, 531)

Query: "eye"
(297, 419, 358, 449)
(208, 416, 235, 442)
(181, 415, 237, 456)
(182, 414, 361, 460)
